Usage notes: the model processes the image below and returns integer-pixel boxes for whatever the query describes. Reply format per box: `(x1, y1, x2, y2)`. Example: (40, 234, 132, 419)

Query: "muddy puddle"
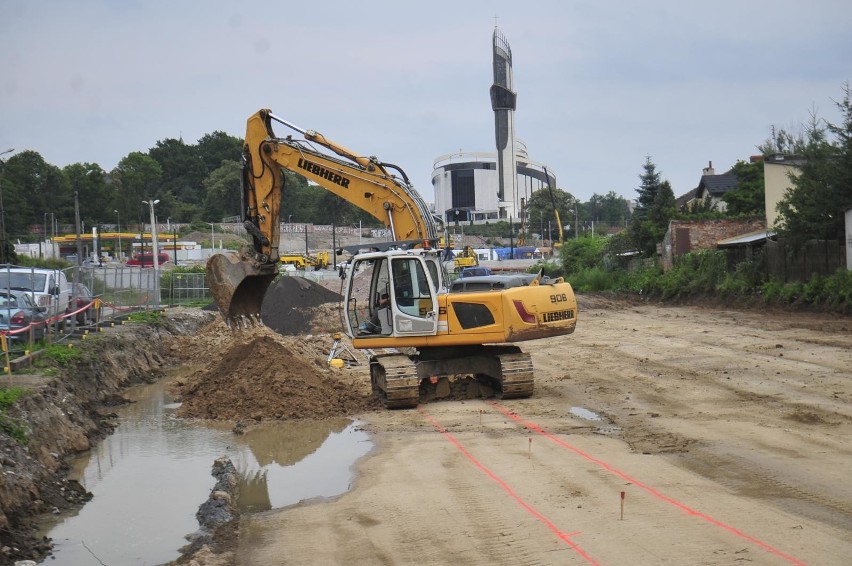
(569, 406, 603, 421)
(41, 374, 373, 565)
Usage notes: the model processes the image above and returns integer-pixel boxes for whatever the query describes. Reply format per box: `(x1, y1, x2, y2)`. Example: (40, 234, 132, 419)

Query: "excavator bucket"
(206, 250, 277, 326)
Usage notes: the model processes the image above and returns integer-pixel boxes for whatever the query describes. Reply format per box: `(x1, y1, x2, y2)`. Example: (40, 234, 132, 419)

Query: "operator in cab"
(360, 293, 390, 334)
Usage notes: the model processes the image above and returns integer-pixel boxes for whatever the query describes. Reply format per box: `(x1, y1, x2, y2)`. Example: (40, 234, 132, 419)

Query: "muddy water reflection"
(44, 377, 372, 565)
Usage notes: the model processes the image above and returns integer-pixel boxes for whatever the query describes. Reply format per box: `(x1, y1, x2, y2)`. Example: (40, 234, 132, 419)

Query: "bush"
(530, 260, 564, 279)
(758, 269, 852, 311)
(568, 267, 627, 292)
(559, 236, 608, 275)
(822, 269, 852, 307)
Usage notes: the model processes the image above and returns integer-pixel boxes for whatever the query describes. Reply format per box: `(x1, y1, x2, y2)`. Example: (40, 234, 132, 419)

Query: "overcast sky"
(2, 0, 850, 208)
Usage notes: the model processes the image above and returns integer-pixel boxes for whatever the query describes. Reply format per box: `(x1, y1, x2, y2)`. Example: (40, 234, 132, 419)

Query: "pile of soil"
(170, 272, 377, 423)
(171, 328, 378, 421)
(261, 276, 343, 335)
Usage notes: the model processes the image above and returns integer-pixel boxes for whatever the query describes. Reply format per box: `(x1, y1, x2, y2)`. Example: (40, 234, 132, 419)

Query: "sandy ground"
(230, 295, 852, 566)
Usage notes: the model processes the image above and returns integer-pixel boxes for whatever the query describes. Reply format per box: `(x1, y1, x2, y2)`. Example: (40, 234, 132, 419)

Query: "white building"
(431, 142, 556, 225)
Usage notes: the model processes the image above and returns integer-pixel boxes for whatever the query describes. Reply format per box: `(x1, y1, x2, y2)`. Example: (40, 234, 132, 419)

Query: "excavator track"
(493, 350, 535, 399)
(370, 353, 420, 409)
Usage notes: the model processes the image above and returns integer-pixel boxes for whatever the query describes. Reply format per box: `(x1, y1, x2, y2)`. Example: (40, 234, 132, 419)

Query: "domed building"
(431, 142, 556, 225)
(431, 27, 557, 227)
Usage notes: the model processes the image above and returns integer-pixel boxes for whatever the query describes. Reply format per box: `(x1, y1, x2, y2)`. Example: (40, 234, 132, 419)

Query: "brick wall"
(662, 218, 766, 270)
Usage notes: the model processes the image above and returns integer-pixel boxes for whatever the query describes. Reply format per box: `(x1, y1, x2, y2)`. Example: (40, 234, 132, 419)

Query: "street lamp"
(207, 222, 215, 251)
(142, 199, 160, 306)
(114, 209, 121, 261)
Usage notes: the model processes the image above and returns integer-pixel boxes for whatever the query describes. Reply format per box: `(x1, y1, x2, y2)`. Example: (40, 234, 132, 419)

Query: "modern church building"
(431, 28, 556, 226)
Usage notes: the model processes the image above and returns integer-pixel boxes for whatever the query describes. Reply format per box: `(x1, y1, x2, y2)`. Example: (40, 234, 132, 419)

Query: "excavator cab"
(344, 250, 442, 339)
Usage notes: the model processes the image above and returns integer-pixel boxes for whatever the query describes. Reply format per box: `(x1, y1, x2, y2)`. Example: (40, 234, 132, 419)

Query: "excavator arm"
(208, 109, 437, 325)
(543, 167, 564, 247)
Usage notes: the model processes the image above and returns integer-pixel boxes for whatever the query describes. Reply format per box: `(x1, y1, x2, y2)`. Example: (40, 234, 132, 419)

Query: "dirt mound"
(261, 276, 342, 335)
(170, 325, 378, 421)
(171, 276, 368, 423)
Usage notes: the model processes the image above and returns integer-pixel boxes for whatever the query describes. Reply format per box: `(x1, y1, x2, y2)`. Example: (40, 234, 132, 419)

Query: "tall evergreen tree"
(629, 157, 673, 257)
(723, 160, 765, 216)
(776, 84, 852, 244)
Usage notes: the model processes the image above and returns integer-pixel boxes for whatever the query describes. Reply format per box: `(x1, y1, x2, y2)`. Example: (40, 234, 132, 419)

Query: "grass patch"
(0, 386, 30, 444)
(125, 310, 168, 326)
(35, 343, 85, 368)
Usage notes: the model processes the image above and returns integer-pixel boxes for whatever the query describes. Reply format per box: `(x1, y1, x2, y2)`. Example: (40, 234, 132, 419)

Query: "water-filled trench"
(40, 370, 373, 565)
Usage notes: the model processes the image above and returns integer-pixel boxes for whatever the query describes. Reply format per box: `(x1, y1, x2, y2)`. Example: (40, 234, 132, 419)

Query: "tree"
(722, 160, 765, 216)
(202, 160, 242, 221)
(524, 185, 575, 242)
(196, 131, 243, 172)
(111, 153, 163, 229)
(757, 124, 810, 156)
(64, 163, 110, 228)
(148, 138, 207, 212)
(0, 151, 70, 242)
(588, 191, 632, 225)
(629, 157, 674, 257)
(776, 84, 852, 244)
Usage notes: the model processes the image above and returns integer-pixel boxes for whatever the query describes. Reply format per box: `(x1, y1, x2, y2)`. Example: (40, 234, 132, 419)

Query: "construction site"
(0, 264, 847, 565)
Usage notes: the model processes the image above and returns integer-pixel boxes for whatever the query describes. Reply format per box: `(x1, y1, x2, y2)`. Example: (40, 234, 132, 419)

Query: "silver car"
(0, 289, 49, 350)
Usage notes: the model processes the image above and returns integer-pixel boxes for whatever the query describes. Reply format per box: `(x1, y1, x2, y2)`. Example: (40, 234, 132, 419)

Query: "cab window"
(391, 258, 433, 318)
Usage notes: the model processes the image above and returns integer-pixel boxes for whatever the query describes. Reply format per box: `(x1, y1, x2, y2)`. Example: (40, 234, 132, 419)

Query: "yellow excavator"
(207, 109, 578, 408)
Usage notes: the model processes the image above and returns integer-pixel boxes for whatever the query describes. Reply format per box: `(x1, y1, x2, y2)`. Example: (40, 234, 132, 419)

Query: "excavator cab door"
(343, 252, 439, 338)
(387, 255, 439, 337)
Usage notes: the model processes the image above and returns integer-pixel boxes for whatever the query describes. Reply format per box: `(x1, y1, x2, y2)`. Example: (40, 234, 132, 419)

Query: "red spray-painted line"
(418, 407, 600, 565)
(489, 401, 807, 566)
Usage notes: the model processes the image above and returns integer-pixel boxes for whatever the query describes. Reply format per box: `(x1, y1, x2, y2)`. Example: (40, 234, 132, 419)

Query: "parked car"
(66, 282, 97, 325)
(126, 253, 170, 268)
(0, 266, 72, 318)
(0, 289, 49, 350)
(460, 266, 493, 278)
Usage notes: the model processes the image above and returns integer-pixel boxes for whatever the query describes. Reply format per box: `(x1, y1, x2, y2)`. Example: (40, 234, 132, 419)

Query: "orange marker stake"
(528, 437, 532, 459)
(620, 491, 625, 520)
(479, 409, 483, 425)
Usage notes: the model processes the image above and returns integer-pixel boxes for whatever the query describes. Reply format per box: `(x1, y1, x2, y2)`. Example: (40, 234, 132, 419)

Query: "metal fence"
(68, 265, 162, 312)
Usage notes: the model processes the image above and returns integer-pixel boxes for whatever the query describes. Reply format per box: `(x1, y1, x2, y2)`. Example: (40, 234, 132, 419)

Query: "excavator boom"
(207, 109, 435, 325)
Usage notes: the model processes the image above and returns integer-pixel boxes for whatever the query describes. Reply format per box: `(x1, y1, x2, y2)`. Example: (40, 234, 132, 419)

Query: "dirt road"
(236, 296, 852, 565)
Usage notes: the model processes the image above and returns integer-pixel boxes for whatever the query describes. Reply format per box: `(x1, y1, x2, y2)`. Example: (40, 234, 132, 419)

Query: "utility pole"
(509, 216, 514, 259)
(0, 149, 14, 264)
(74, 192, 84, 266)
(144, 200, 160, 306)
(115, 209, 122, 260)
(574, 201, 579, 239)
